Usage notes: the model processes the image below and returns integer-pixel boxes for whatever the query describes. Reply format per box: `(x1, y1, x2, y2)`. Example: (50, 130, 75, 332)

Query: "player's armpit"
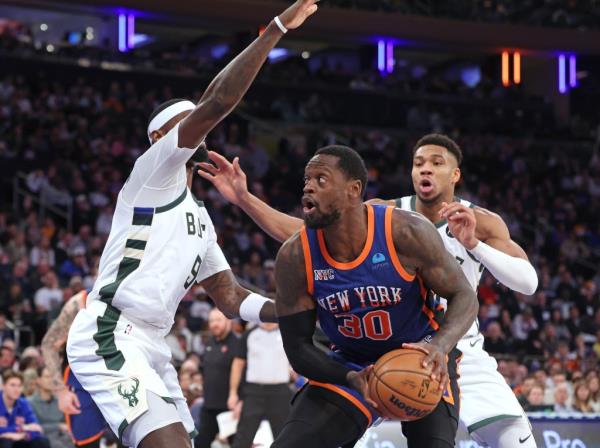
(392, 210, 478, 354)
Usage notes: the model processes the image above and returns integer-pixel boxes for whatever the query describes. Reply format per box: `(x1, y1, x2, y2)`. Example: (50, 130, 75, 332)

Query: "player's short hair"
(147, 98, 190, 129)
(2, 370, 23, 384)
(315, 145, 368, 198)
(413, 134, 463, 166)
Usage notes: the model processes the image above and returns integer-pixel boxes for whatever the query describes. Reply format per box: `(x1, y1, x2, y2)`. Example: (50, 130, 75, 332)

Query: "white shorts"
(457, 335, 529, 433)
(66, 300, 196, 447)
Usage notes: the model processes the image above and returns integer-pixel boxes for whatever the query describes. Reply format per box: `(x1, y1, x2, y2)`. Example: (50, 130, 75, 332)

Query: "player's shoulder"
(277, 230, 305, 264)
(365, 198, 395, 207)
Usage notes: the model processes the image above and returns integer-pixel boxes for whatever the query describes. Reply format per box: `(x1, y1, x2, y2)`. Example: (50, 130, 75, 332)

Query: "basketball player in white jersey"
(197, 134, 539, 447)
(66, 2, 320, 448)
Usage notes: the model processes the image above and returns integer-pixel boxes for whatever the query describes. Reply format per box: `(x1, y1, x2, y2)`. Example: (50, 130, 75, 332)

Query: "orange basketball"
(368, 348, 442, 421)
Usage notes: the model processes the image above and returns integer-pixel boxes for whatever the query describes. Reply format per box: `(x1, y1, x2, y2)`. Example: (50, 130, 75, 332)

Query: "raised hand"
(439, 201, 478, 250)
(278, 0, 320, 30)
(197, 151, 249, 206)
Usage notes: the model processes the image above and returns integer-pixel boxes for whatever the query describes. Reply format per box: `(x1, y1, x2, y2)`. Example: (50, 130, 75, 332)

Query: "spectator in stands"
(586, 373, 600, 412)
(0, 315, 14, 346)
(483, 321, 510, 354)
(553, 383, 573, 413)
(523, 384, 553, 412)
(0, 346, 17, 375)
(57, 246, 88, 284)
(28, 237, 54, 269)
(0, 370, 49, 448)
(33, 273, 61, 316)
(572, 381, 593, 413)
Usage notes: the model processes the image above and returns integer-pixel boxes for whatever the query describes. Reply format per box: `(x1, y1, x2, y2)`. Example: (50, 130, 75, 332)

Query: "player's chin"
(303, 212, 324, 229)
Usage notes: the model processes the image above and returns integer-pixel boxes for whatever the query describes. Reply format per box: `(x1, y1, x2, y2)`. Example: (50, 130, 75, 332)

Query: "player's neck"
(321, 205, 369, 263)
(415, 192, 454, 224)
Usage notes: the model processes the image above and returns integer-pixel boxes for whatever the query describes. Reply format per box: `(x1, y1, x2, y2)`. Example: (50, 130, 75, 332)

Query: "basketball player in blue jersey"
(272, 146, 478, 447)
(198, 135, 538, 447)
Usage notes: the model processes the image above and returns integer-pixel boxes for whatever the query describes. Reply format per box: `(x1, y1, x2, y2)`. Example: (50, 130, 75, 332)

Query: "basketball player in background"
(66, 2, 320, 448)
(274, 146, 478, 447)
(198, 134, 538, 447)
(41, 290, 117, 448)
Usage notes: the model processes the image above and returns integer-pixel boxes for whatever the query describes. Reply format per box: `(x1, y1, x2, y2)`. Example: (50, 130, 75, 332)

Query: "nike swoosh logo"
(469, 338, 481, 347)
(519, 434, 532, 444)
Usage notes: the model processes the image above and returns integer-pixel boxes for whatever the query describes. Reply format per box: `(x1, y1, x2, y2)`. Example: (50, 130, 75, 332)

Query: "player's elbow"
(518, 263, 539, 296)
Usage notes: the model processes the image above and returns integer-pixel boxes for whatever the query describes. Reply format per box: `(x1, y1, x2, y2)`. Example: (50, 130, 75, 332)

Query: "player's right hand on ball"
(347, 366, 378, 409)
(402, 342, 449, 393)
(278, 0, 320, 30)
(57, 388, 81, 415)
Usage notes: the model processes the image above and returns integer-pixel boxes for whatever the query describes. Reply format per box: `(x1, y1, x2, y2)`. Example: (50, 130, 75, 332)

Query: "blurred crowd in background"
(0, 9, 600, 446)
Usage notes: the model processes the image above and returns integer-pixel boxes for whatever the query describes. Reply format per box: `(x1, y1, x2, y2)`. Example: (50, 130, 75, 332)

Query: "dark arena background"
(1, 1, 600, 447)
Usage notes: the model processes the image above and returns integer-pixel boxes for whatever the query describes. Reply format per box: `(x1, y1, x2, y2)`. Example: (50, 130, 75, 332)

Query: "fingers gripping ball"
(368, 348, 442, 421)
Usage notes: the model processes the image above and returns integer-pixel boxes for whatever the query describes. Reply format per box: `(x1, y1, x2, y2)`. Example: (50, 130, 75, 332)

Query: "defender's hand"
(402, 342, 449, 392)
(278, 0, 320, 30)
(439, 202, 478, 250)
(198, 151, 249, 206)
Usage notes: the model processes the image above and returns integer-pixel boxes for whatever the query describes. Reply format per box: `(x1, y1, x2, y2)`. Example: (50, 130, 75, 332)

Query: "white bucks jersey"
(87, 124, 229, 331)
(397, 195, 483, 339)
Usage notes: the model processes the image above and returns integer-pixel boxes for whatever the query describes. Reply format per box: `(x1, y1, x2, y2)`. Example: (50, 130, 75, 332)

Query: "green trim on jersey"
(118, 419, 129, 445)
(394, 198, 402, 208)
(467, 414, 522, 433)
(125, 239, 147, 250)
(98, 257, 141, 302)
(161, 396, 176, 406)
(194, 197, 205, 208)
(156, 188, 187, 213)
(94, 304, 125, 371)
(408, 195, 447, 228)
(189, 429, 199, 440)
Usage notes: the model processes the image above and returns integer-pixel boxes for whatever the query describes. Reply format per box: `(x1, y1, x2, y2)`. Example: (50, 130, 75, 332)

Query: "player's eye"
(318, 176, 326, 184)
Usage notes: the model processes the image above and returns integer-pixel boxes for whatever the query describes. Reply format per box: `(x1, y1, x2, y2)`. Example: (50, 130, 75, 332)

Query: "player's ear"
(349, 179, 362, 200)
(150, 129, 165, 144)
(451, 167, 461, 185)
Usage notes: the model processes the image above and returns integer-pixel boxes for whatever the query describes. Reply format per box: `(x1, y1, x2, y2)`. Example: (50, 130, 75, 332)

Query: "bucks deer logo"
(118, 377, 140, 407)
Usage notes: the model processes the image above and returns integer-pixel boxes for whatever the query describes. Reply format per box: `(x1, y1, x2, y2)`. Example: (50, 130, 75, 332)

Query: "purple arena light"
(558, 54, 566, 94)
(386, 41, 394, 74)
(118, 14, 127, 52)
(127, 15, 135, 50)
(377, 40, 386, 73)
(569, 55, 577, 88)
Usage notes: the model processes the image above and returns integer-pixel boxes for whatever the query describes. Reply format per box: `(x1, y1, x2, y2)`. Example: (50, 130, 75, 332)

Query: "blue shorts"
(64, 366, 107, 446)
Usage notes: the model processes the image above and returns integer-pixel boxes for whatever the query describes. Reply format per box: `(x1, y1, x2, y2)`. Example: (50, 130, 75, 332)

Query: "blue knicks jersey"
(300, 205, 438, 363)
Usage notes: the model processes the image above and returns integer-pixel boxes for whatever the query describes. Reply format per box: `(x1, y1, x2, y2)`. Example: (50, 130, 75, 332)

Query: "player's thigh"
(159, 361, 197, 437)
(401, 398, 459, 448)
(138, 421, 190, 448)
(272, 384, 369, 448)
(472, 416, 536, 448)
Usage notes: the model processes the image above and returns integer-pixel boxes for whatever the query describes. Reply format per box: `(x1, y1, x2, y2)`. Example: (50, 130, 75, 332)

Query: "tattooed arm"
(41, 291, 86, 415)
(393, 209, 478, 390)
(178, 0, 319, 148)
(200, 270, 277, 322)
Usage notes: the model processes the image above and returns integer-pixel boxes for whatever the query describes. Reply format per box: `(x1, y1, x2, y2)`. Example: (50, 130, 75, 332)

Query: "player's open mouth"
(419, 179, 434, 194)
(302, 196, 317, 214)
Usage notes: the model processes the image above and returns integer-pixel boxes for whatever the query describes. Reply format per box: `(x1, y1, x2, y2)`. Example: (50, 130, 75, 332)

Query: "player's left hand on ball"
(278, 0, 320, 30)
(402, 342, 449, 392)
(347, 366, 378, 409)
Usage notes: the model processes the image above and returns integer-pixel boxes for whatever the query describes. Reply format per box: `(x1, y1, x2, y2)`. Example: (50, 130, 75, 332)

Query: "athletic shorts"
(66, 300, 197, 447)
(457, 335, 528, 433)
(64, 365, 106, 446)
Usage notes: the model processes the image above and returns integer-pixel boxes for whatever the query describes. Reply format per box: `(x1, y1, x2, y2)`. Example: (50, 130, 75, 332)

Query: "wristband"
(274, 16, 288, 34)
(240, 293, 273, 323)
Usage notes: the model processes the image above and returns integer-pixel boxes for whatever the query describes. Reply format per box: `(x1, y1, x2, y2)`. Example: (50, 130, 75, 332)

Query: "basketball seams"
(372, 370, 440, 406)
(373, 351, 426, 376)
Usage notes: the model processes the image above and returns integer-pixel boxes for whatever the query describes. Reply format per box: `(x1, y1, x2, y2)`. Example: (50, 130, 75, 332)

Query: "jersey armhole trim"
(156, 188, 187, 213)
(384, 206, 416, 282)
(316, 205, 375, 270)
(299, 228, 314, 295)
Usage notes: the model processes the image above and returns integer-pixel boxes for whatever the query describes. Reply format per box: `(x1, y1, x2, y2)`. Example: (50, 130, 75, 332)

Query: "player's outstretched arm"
(200, 269, 277, 323)
(198, 151, 303, 242)
(40, 292, 84, 415)
(393, 210, 478, 390)
(178, 0, 319, 149)
(440, 201, 538, 295)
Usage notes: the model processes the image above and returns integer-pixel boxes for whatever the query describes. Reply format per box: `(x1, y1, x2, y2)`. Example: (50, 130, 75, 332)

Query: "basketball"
(368, 348, 443, 421)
